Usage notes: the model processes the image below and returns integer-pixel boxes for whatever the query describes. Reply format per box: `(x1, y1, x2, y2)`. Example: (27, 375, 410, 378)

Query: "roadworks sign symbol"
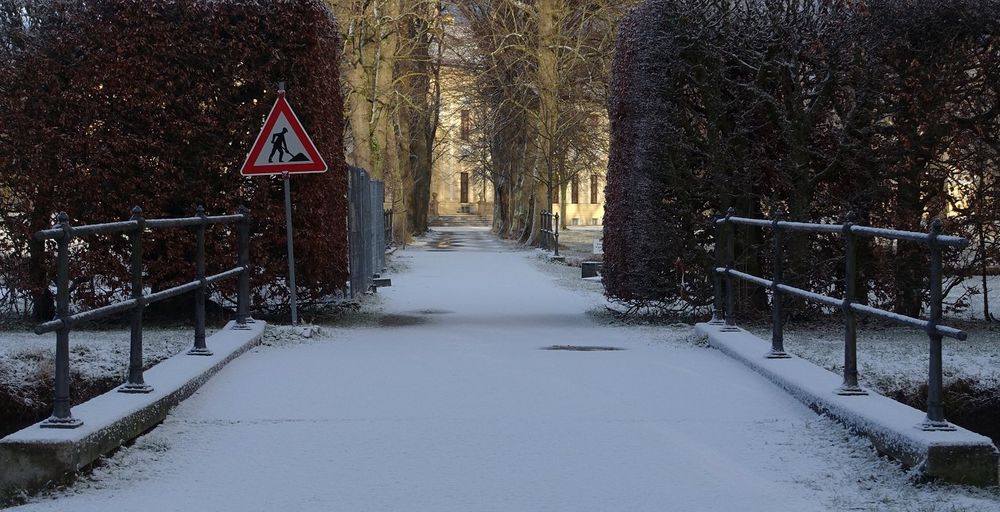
(240, 92, 328, 176)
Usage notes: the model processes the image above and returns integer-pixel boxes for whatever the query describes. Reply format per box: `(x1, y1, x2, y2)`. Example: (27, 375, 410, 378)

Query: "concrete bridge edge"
(695, 323, 999, 487)
(0, 320, 267, 503)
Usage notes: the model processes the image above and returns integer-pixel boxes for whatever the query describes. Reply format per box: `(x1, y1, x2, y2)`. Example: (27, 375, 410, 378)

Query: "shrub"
(604, 0, 1000, 319)
(0, 0, 348, 320)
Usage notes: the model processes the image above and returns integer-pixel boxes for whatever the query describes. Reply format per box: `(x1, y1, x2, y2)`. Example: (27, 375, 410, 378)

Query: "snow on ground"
(946, 275, 1000, 322)
(743, 322, 1000, 393)
(0, 328, 213, 408)
(9, 228, 1000, 512)
(553, 225, 603, 265)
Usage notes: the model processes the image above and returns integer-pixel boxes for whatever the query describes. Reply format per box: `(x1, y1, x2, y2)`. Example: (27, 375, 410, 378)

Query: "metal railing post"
(553, 212, 560, 257)
(709, 215, 724, 324)
(722, 207, 738, 331)
(188, 206, 212, 356)
(120, 206, 153, 393)
(922, 218, 955, 430)
(42, 212, 83, 428)
(283, 172, 299, 324)
(540, 211, 547, 249)
(768, 209, 790, 358)
(235, 205, 252, 328)
(347, 167, 358, 298)
(839, 212, 866, 395)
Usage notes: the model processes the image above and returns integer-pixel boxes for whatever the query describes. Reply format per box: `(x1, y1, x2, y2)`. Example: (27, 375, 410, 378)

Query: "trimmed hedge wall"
(0, 0, 348, 318)
(604, 0, 1000, 317)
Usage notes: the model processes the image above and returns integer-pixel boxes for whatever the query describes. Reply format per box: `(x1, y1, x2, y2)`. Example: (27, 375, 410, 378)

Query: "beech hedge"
(0, 0, 348, 320)
(604, 0, 1000, 318)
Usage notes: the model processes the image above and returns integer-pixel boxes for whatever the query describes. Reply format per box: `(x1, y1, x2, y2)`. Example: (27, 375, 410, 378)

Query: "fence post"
(189, 206, 212, 356)
(838, 212, 866, 395)
(235, 205, 251, 328)
(539, 211, 546, 249)
(120, 206, 153, 393)
(768, 208, 790, 358)
(348, 167, 359, 298)
(922, 218, 955, 430)
(41, 212, 84, 428)
(709, 215, 724, 325)
(553, 212, 560, 257)
(722, 207, 738, 331)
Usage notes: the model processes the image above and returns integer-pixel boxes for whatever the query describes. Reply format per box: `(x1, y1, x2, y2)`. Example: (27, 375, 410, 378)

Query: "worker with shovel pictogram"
(268, 127, 291, 163)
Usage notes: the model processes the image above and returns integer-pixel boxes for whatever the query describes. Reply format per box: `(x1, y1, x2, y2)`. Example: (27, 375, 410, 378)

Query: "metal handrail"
(31, 206, 251, 429)
(711, 207, 967, 431)
(718, 215, 969, 247)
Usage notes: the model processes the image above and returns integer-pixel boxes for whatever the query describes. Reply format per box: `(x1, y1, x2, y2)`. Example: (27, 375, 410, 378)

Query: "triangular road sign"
(241, 92, 328, 176)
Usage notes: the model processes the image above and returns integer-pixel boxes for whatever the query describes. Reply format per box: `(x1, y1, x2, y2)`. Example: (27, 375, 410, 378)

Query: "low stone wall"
(0, 320, 266, 501)
(695, 322, 999, 486)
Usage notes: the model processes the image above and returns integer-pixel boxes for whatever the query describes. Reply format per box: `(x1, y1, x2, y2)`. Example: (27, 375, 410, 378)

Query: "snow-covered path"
(14, 227, 1000, 511)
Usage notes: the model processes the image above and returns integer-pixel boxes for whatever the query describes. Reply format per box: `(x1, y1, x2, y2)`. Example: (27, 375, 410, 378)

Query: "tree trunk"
(558, 181, 568, 229)
(533, 0, 561, 245)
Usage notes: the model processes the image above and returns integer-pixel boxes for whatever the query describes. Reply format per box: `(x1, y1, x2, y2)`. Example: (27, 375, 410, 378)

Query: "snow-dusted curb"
(0, 320, 266, 499)
(695, 322, 999, 486)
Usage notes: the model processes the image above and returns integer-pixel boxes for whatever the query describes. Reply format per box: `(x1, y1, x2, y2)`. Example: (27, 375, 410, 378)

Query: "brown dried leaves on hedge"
(604, 0, 1000, 316)
(0, 0, 348, 316)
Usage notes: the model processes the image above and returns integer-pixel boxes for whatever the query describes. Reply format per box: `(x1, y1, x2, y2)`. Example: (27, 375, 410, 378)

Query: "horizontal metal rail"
(34, 266, 247, 335)
(717, 215, 968, 247)
(711, 207, 968, 431)
(34, 220, 138, 241)
(715, 267, 967, 340)
(32, 206, 252, 428)
(34, 215, 246, 241)
(146, 214, 244, 229)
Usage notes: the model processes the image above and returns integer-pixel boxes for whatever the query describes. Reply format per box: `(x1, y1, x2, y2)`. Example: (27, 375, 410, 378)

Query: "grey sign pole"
(283, 170, 299, 325)
(276, 81, 298, 325)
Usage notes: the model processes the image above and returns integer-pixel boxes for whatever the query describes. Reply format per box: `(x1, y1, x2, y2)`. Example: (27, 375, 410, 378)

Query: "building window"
(460, 172, 469, 203)
(571, 218, 579, 226)
(460, 110, 471, 141)
(591, 218, 599, 226)
(590, 175, 599, 204)
(571, 176, 579, 204)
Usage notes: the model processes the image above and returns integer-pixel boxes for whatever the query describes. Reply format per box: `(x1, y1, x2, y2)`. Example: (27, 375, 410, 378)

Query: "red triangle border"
(240, 92, 328, 176)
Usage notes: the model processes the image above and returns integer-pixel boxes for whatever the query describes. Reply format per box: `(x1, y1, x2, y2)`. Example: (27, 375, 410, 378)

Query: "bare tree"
(452, 0, 634, 242)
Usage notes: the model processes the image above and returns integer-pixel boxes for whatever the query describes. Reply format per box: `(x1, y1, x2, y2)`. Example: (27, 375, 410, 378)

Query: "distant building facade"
(430, 16, 606, 226)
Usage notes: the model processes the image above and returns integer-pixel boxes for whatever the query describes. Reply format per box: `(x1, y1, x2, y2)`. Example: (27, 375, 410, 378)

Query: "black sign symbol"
(268, 128, 291, 163)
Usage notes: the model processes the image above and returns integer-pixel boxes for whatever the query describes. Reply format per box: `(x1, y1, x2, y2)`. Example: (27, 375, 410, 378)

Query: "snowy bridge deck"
(8, 227, 1000, 511)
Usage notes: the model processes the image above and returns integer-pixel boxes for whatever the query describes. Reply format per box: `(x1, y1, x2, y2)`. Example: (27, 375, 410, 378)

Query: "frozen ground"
(552, 225, 603, 265)
(946, 275, 1000, 322)
(10, 227, 1000, 511)
(745, 322, 1000, 394)
(0, 328, 212, 410)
